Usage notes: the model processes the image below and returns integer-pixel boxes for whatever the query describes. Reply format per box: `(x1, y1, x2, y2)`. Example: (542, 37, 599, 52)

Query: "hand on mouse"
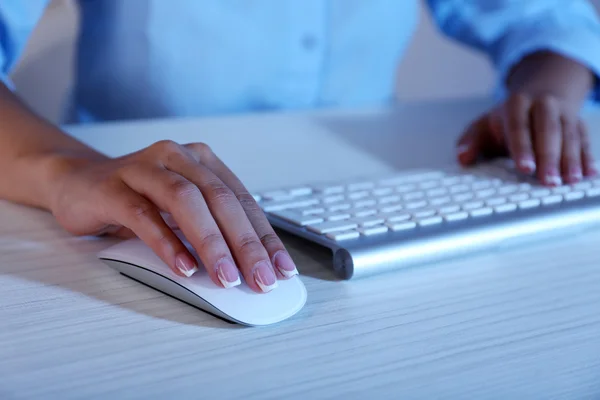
(456, 51, 597, 185)
(48, 140, 298, 293)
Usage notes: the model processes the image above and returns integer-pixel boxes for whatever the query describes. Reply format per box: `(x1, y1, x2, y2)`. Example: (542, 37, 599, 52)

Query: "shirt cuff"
(493, 21, 600, 103)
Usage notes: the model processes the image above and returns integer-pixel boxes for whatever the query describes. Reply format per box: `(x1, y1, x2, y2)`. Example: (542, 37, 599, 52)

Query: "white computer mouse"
(97, 237, 307, 326)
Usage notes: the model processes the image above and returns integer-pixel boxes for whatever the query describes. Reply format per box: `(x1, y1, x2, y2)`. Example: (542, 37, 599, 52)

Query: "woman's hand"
(48, 140, 298, 293)
(456, 51, 597, 185)
(457, 93, 596, 185)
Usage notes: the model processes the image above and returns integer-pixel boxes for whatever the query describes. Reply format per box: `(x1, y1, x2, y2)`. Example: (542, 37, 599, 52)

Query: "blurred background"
(9, 0, 600, 124)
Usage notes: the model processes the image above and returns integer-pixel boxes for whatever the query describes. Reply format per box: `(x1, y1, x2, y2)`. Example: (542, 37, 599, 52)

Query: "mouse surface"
(97, 237, 307, 326)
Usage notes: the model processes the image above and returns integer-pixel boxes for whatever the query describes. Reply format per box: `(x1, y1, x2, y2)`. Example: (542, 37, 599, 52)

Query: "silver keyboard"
(254, 159, 600, 279)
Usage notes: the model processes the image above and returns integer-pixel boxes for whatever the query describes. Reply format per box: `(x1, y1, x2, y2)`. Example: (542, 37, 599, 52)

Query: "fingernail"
(253, 261, 278, 292)
(216, 257, 241, 288)
(544, 168, 562, 186)
(568, 167, 583, 182)
(175, 253, 198, 277)
(273, 251, 298, 278)
(518, 157, 536, 173)
(457, 144, 470, 155)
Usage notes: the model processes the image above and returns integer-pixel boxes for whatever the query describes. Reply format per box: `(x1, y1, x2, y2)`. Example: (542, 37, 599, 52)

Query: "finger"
(161, 150, 279, 293)
(102, 182, 197, 278)
(121, 162, 243, 290)
(502, 93, 536, 173)
(560, 117, 582, 183)
(579, 120, 598, 177)
(532, 97, 562, 186)
(456, 115, 487, 166)
(186, 143, 298, 279)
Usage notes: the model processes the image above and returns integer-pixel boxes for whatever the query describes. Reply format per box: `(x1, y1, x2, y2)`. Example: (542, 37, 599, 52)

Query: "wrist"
(23, 151, 108, 211)
(507, 51, 595, 108)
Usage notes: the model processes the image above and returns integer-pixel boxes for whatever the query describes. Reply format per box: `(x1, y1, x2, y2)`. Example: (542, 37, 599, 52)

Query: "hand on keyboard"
(456, 51, 596, 187)
(457, 93, 595, 187)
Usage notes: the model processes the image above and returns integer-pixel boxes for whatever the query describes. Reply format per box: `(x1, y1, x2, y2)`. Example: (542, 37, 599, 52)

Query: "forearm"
(0, 82, 107, 209)
(506, 51, 595, 108)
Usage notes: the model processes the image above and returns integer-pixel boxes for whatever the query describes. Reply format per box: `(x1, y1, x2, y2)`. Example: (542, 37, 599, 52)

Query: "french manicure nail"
(518, 157, 536, 173)
(569, 167, 583, 181)
(457, 144, 470, 155)
(544, 168, 562, 186)
(175, 253, 198, 277)
(216, 257, 241, 288)
(273, 251, 298, 278)
(253, 261, 278, 292)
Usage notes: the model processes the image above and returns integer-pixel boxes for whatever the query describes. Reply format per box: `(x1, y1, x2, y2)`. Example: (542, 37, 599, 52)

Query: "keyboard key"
(288, 187, 313, 197)
(359, 225, 389, 236)
(476, 188, 496, 198)
(462, 201, 484, 210)
(509, 193, 529, 202)
(348, 182, 375, 191)
(450, 184, 470, 194)
(419, 180, 439, 189)
(470, 207, 493, 217)
(518, 199, 541, 209)
(385, 213, 412, 222)
(372, 187, 393, 196)
(325, 230, 360, 241)
(350, 208, 378, 217)
(417, 216, 443, 226)
(349, 191, 369, 200)
(262, 198, 319, 212)
(387, 221, 417, 231)
(486, 197, 507, 206)
(270, 210, 324, 226)
(262, 190, 290, 200)
(252, 194, 262, 202)
(565, 191, 584, 201)
(413, 209, 437, 218)
(353, 199, 377, 208)
(379, 195, 402, 204)
(530, 188, 551, 198)
(395, 184, 417, 193)
(322, 195, 345, 204)
(586, 187, 600, 197)
(321, 211, 351, 221)
(314, 185, 345, 195)
(380, 204, 404, 213)
(453, 193, 474, 202)
(494, 203, 517, 213)
(403, 192, 425, 201)
(498, 185, 518, 195)
(328, 203, 352, 212)
(405, 200, 428, 209)
(439, 204, 461, 214)
(301, 207, 325, 215)
(430, 196, 451, 206)
(353, 215, 386, 227)
(307, 221, 358, 234)
(443, 211, 469, 222)
(573, 182, 592, 190)
(541, 195, 563, 205)
(552, 186, 571, 194)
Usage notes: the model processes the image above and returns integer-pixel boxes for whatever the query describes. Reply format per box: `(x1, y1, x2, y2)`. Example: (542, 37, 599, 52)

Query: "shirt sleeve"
(425, 0, 600, 102)
(0, 1, 50, 89)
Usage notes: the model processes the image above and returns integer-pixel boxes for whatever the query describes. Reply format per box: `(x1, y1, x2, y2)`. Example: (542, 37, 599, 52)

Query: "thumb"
(456, 114, 489, 166)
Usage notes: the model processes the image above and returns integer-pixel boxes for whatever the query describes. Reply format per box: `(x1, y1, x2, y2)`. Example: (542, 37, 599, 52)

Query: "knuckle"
(198, 231, 225, 248)
(205, 180, 235, 202)
(166, 178, 199, 202)
(188, 142, 215, 161)
(537, 95, 558, 110)
(259, 232, 281, 248)
(153, 139, 182, 154)
(237, 232, 263, 254)
(236, 191, 259, 210)
(125, 200, 155, 222)
(508, 92, 530, 108)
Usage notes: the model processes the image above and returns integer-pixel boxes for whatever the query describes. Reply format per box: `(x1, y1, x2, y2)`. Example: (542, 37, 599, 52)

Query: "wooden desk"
(2, 99, 600, 399)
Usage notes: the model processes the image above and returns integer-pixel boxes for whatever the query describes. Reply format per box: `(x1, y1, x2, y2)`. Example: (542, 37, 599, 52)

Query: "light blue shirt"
(2, 1, 600, 123)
